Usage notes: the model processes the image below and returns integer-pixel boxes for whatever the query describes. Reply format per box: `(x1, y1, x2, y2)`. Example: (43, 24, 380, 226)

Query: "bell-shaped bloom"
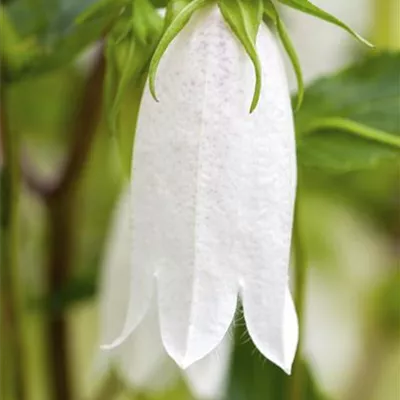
(104, 4, 298, 373)
(99, 188, 232, 398)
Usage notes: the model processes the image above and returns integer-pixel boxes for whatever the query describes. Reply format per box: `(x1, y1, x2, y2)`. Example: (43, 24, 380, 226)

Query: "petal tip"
(99, 338, 124, 351)
(163, 345, 200, 371)
(282, 360, 294, 376)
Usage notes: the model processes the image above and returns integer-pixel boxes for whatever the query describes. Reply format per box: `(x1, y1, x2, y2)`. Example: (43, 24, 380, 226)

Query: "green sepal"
(165, 0, 192, 26)
(278, 0, 373, 48)
(132, 0, 164, 46)
(150, 0, 169, 7)
(105, 35, 141, 135)
(148, 0, 211, 102)
(105, 0, 162, 136)
(0, 5, 41, 76)
(218, 0, 263, 113)
(76, 0, 129, 24)
(263, 0, 304, 111)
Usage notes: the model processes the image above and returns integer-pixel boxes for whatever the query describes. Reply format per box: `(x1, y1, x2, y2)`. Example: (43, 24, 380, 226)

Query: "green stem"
(45, 52, 106, 400)
(373, 0, 400, 50)
(20, 49, 106, 400)
(0, 84, 27, 400)
(345, 329, 394, 400)
(290, 183, 308, 400)
(92, 372, 122, 400)
(303, 117, 400, 149)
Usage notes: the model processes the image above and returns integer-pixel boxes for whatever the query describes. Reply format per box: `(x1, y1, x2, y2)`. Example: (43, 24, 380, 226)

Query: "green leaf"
(30, 272, 98, 313)
(303, 118, 400, 148)
(2, 0, 120, 81)
(263, 0, 304, 110)
(219, 0, 263, 112)
(296, 52, 400, 172)
(150, 0, 168, 7)
(148, 0, 211, 102)
(0, 5, 41, 74)
(278, 0, 373, 47)
(374, 269, 400, 337)
(76, 0, 129, 24)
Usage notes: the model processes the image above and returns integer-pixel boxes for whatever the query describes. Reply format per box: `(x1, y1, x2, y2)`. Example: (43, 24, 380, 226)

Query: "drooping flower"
(103, 3, 298, 373)
(99, 188, 232, 398)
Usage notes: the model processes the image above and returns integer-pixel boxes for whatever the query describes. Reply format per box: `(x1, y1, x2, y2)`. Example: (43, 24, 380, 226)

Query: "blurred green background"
(1, 0, 399, 399)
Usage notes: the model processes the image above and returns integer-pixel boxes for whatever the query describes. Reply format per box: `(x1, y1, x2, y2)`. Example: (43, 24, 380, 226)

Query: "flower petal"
(101, 187, 155, 350)
(184, 332, 232, 400)
(239, 23, 297, 374)
(118, 298, 179, 392)
(284, 287, 299, 371)
(130, 4, 297, 371)
(99, 188, 132, 344)
(132, 5, 241, 368)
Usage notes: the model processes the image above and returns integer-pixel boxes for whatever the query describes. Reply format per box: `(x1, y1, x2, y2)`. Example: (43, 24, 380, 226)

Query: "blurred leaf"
(76, 0, 129, 24)
(225, 321, 328, 400)
(373, 268, 400, 337)
(2, 0, 120, 81)
(150, 0, 168, 7)
(31, 270, 98, 314)
(296, 52, 400, 172)
(298, 132, 399, 172)
(328, 162, 400, 235)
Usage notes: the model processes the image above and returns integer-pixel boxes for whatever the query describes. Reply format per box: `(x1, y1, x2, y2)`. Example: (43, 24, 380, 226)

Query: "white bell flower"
(99, 188, 232, 398)
(103, 4, 298, 374)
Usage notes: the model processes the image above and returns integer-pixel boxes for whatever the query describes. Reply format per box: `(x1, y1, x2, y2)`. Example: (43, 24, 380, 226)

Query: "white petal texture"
(184, 332, 232, 399)
(99, 189, 174, 391)
(99, 188, 233, 398)
(106, 4, 298, 373)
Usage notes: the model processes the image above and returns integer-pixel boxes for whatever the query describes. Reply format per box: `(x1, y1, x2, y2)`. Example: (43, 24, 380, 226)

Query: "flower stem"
(20, 47, 105, 400)
(0, 83, 27, 400)
(92, 372, 122, 400)
(373, 0, 400, 50)
(290, 181, 308, 400)
(45, 51, 105, 400)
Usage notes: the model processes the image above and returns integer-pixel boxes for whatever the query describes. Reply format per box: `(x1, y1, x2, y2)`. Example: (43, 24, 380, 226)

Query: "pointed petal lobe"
(118, 298, 179, 392)
(237, 23, 297, 373)
(184, 332, 232, 399)
(132, 5, 245, 367)
(99, 188, 132, 344)
(101, 188, 155, 350)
